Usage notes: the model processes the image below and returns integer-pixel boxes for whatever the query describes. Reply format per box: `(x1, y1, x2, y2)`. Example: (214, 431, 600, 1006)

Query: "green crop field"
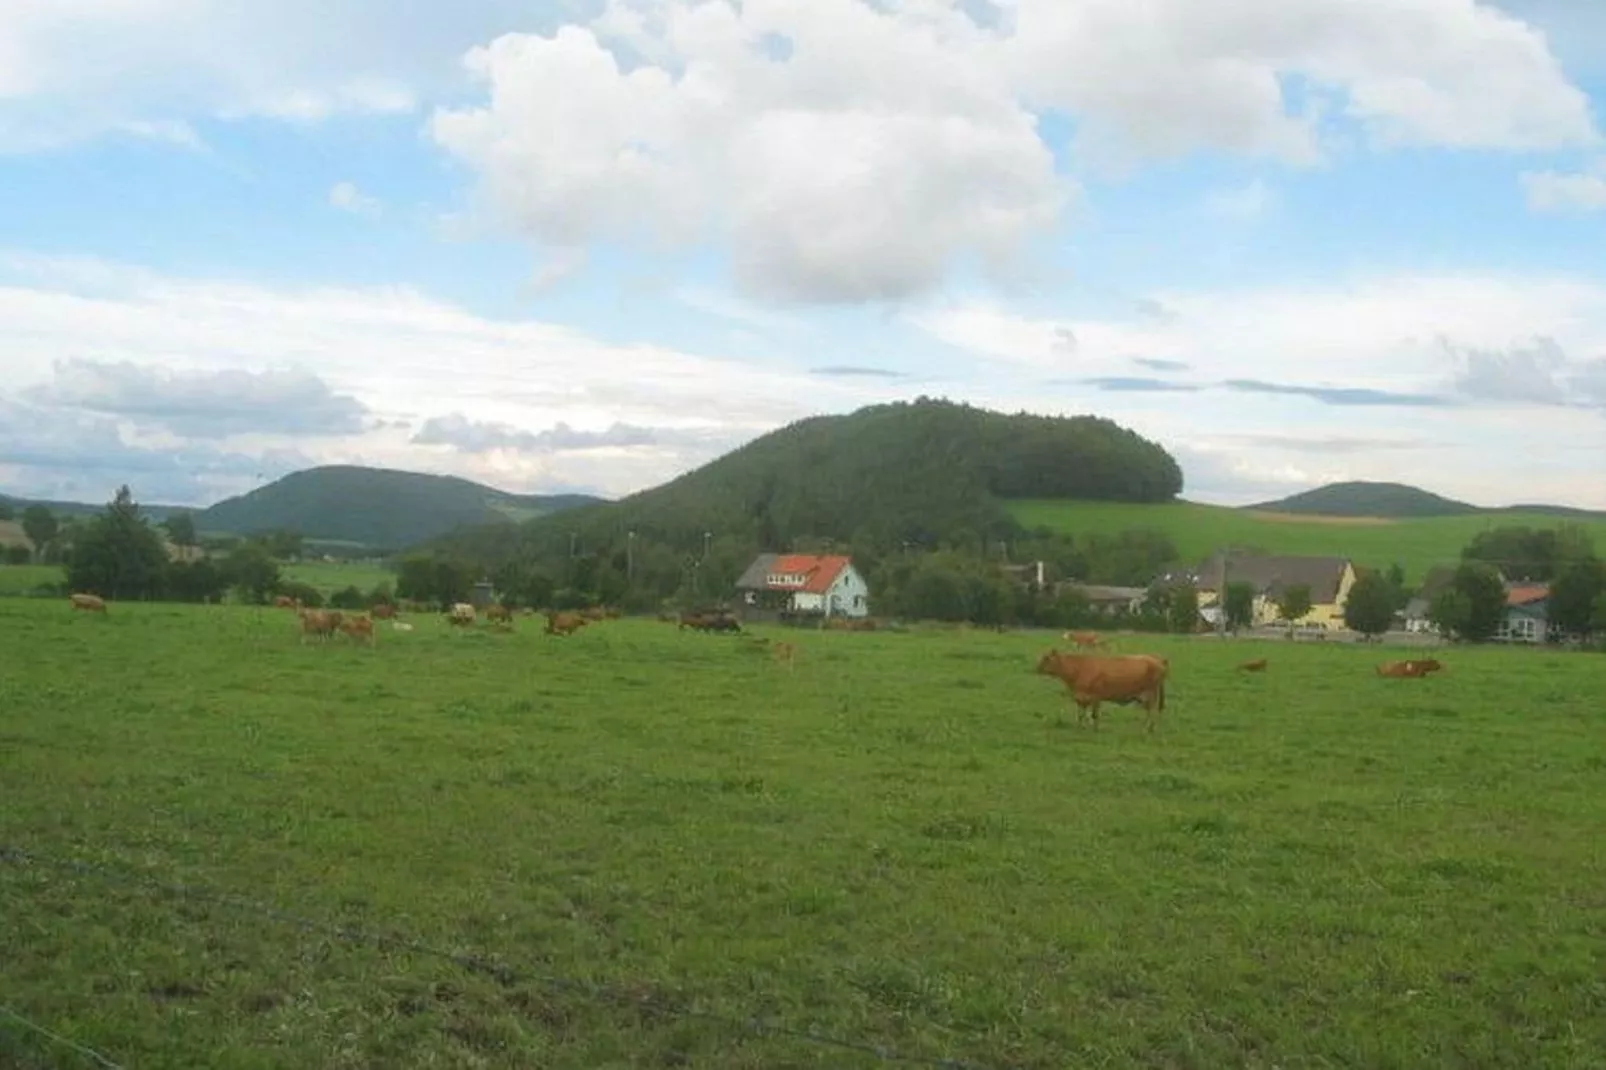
(4, 600, 1604, 1069)
(1009, 499, 1606, 581)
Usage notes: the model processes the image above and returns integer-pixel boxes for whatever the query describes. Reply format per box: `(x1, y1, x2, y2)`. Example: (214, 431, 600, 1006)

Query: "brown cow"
(1238, 658, 1268, 672)
(485, 603, 513, 625)
(1378, 658, 1443, 678)
(273, 595, 298, 609)
(371, 603, 396, 621)
(771, 640, 798, 671)
(297, 609, 340, 643)
(340, 614, 375, 646)
(69, 592, 108, 614)
(580, 606, 607, 622)
(1062, 630, 1105, 649)
(545, 611, 588, 636)
(1035, 649, 1169, 732)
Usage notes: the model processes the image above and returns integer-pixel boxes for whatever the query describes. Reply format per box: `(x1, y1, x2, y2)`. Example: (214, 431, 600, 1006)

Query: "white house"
(734, 553, 871, 619)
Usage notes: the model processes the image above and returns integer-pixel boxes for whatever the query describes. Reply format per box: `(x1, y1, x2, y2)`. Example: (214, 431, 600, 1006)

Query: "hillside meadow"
(4, 600, 1604, 1068)
(1009, 499, 1606, 580)
(0, 561, 395, 599)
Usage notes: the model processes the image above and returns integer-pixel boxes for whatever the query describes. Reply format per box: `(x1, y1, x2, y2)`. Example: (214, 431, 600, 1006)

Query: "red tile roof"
(1506, 584, 1549, 607)
(765, 554, 852, 594)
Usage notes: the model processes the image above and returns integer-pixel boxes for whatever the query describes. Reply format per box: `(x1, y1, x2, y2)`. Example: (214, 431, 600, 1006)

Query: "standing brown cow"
(340, 614, 376, 646)
(1036, 649, 1169, 732)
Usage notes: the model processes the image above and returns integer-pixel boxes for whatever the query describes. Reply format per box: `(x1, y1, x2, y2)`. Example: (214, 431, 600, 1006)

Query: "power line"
(0, 1004, 125, 1070)
(1, 845, 1001, 1070)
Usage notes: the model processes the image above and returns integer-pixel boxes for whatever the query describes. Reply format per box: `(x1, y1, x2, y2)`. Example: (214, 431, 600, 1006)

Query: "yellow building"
(1191, 553, 1358, 629)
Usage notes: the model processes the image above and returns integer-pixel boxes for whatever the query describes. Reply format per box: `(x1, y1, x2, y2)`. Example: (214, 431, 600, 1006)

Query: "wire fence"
(0, 844, 1005, 1070)
(0, 1003, 126, 1069)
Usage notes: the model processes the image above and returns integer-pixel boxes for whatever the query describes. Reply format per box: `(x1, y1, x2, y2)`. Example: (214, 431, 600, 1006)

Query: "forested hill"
(424, 398, 1182, 592)
(195, 466, 603, 549)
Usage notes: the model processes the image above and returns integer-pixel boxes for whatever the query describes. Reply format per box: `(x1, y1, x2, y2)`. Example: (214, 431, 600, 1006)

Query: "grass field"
(0, 564, 62, 596)
(279, 561, 395, 595)
(1008, 500, 1606, 581)
(3, 601, 1604, 1069)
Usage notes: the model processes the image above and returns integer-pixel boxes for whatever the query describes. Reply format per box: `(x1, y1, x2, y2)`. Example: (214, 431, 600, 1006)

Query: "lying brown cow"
(1238, 658, 1268, 672)
(1036, 649, 1169, 732)
(69, 592, 108, 614)
(1377, 658, 1443, 678)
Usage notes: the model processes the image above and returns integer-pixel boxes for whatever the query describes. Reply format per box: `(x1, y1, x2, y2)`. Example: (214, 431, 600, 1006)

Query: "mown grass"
(1008, 499, 1606, 581)
(3, 600, 1604, 1068)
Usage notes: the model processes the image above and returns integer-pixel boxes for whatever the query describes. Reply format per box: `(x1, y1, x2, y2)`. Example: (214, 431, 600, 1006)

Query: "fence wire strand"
(1, 844, 1004, 1070)
(0, 1003, 126, 1070)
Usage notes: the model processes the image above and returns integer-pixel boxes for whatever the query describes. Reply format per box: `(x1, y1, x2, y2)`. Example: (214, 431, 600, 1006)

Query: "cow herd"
(65, 591, 1448, 733)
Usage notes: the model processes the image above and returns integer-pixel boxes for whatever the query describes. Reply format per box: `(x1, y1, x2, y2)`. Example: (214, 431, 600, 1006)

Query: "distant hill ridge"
(1248, 480, 1606, 521)
(191, 466, 603, 549)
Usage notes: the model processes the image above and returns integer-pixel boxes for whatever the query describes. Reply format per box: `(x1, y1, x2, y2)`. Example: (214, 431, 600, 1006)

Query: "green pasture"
(3, 601, 1603, 1068)
(271, 560, 394, 595)
(0, 563, 62, 596)
(1009, 499, 1606, 581)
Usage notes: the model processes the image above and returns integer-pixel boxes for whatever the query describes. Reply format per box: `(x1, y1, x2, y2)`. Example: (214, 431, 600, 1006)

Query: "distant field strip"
(1008, 499, 1606, 579)
(3, 600, 1603, 1068)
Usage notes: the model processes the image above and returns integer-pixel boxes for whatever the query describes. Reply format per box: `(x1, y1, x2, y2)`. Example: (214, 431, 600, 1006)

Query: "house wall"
(825, 565, 870, 618)
(1496, 607, 1548, 643)
(1301, 562, 1357, 629)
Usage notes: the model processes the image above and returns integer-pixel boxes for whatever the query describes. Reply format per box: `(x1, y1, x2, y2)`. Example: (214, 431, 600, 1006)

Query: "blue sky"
(2, 0, 1604, 510)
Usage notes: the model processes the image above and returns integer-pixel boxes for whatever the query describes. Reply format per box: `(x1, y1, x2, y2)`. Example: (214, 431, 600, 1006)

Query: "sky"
(2, 0, 1604, 511)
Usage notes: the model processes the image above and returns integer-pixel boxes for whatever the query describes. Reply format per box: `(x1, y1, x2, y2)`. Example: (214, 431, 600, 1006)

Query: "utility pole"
(626, 530, 636, 584)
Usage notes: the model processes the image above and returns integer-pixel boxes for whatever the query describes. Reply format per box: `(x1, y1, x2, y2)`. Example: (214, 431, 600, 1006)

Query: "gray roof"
(733, 553, 779, 591)
(1191, 553, 1353, 605)
(1072, 584, 1148, 602)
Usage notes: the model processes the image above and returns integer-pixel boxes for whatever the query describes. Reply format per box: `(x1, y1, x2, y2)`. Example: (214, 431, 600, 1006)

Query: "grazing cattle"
(485, 603, 513, 625)
(340, 614, 376, 646)
(1035, 649, 1169, 732)
(446, 603, 476, 628)
(297, 609, 340, 643)
(273, 595, 298, 609)
(1377, 658, 1442, 678)
(1062, 630, 1105, 649)
(545, 611, 588, 636)
(69, 592, 107, 614)
(1238, 658, 1268, 673)
(678, 610, 741, 633)
(371, 603, 396, 621)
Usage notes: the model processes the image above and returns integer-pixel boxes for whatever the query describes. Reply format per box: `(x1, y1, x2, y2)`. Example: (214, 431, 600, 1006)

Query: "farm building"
(734, 553, 870, 619)
(1160, 552, 1358, 629)
(1496, 583, 1552, 643)
(1063, 584, 1147, 615)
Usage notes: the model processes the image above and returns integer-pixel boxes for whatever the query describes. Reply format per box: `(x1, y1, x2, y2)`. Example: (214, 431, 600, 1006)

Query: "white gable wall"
(786, 564, 871, 618)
